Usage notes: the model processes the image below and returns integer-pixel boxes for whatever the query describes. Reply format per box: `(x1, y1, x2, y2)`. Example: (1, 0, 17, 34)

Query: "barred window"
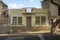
(18, 17, 22, 25)
(41, 16, 46, 25)
(12, 17, 17, 25)
(35, 16, 40, 25)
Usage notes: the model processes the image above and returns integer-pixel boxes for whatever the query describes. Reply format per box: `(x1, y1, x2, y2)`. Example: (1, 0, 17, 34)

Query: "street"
(0, 32, 60, 40)
(42, 33, 60, 40)
(3, 35, 41, 40)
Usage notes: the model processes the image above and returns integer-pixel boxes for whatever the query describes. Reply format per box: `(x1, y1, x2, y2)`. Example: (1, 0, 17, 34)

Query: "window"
(12, 17, 17, 25)
(18, 17, 22, 25)
(35, 16, 40, 25)
(26, 8, 31, 12)
(12, 17, 22, 25)
(41, 16, 46, 25)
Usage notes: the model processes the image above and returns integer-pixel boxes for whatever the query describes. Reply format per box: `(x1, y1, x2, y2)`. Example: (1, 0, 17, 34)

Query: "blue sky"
(3, 0, 42, 9)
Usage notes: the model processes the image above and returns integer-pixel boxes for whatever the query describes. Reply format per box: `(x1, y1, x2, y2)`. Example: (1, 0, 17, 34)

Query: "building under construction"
(0, 0, 9, 33)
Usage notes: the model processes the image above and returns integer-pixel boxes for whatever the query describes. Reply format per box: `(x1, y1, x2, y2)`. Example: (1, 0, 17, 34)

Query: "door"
(58, 6, 60, 16)
(26, 16, 31, 31)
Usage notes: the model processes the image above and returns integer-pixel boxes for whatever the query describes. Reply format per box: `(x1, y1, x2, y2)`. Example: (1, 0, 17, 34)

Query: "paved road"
(5, 36, 24, 40)
(42, 33, 60, 40)
(0, 33, 60, 40)
(4, 35, 41, 40)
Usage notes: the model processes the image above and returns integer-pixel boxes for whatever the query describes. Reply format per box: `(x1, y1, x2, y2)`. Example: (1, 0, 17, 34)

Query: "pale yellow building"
(9, 8, 49, 33)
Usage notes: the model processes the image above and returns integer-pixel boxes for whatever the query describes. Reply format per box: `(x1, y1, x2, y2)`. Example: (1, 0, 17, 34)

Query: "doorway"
(26, 16, 31, 31)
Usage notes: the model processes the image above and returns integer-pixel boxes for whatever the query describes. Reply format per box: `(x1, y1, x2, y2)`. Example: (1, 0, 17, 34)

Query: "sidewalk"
(54, 29, 60, 35)
(0, 34, 8, 36)
(0, 31, 50, 36)
(20, 31, 50, 34)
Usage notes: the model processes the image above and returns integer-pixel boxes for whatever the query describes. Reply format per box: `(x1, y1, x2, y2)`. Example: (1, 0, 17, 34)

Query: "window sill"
(10, 25, 24, 26)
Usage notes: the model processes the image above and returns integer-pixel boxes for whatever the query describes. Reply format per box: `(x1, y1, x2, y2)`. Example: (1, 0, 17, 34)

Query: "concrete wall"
(42, 0, 59, 17)
(9, 9, 26, 26)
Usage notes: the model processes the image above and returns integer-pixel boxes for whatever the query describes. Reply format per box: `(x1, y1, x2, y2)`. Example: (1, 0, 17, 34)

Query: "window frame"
(41, 16, 46, 25)
(18, 17, 22, 25)
(35, 16, 40, 25)
(12, 17, 17, 25)
(35, 16, 46, 26)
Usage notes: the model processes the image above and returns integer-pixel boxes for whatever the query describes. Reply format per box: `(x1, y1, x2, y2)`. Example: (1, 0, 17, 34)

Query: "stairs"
(52, 19, 60, 28)
(51, 19, 60, 33)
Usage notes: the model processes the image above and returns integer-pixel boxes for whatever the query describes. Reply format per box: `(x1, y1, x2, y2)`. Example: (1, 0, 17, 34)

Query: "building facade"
(0, 0, 9, 33)
(9, 8, 49, 33)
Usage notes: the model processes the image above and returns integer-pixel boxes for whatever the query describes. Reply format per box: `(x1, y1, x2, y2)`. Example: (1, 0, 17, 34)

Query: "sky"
(3, 0, 42, 9)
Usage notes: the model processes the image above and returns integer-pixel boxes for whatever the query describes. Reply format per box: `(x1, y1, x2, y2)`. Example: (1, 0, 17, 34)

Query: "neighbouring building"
(42, 0, 60, 31)
(42, 0, 60, 19)
(9, 8, 49, 33)
(49, 0, 60, 31)
(0, 0, 9, 33)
